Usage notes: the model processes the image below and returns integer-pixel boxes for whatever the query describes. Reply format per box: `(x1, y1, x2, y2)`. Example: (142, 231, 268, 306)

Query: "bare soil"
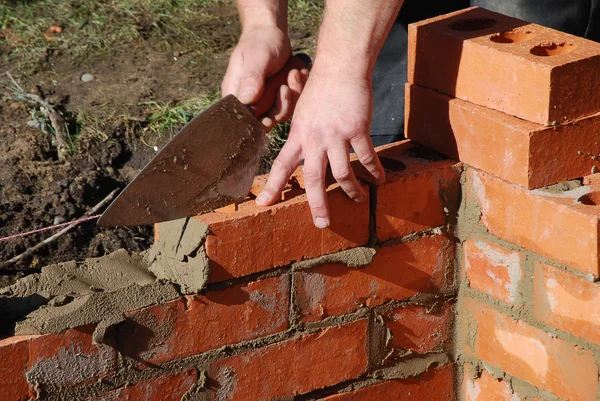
(0, 1, 317, 286)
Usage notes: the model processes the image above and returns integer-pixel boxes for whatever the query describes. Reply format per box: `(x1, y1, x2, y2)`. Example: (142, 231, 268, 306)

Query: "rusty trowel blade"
(98, 95, 265, 227)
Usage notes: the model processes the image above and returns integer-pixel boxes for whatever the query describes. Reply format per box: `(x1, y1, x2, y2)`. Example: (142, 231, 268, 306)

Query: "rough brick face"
(84, 369, 197, 401)
(467, 168, 600, 277)
(462, 364, 541, 401)
(463, 297, 598, 401)
(409, 7, 600, 125)
(374, 142, 460, 241)
(464, 237, 523, 304)
(383, 303, 453, 355)
(119, 275, 290, 366)
(534, 261, 600, 345)
(0, 336, 35, 401)
(196, 173, 370, 282)
(320, 365, 454, 400)
(26, 325, 116, 390)
(295, 235, 453, 322)
(207, 320, 369, 401)
(406, 83, 600, 189)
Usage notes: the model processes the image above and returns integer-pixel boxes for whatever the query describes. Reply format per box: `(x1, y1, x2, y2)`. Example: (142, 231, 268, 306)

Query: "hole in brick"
(530, 42, 575, 56)
(490, 28, 535, 44)
(449, 18, 497, 32)
(379, 157, 406, 172)
(578, 192, 600, 206)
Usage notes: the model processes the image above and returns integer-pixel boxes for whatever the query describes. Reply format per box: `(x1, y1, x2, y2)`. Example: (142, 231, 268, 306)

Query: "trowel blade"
(98, 95, 265, 227)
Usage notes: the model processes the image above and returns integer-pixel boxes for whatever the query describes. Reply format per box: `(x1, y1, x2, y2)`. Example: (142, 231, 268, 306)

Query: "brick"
(534, 261, 600, 345)
(383, 303, 453, 355)
(26, 325, 115, 390)
(374, 141, 460, 241)
(207, 319, 369, 401)
(320, 365, 454, 401)
(463, 364, 513, 401)
(119, 275, 290, 366)
(192, 167, 369, 282)
(464, 237, 524, 304)
(462, 364, 541, 401)
(467, 168, 600, 277)
(406, 83, 600, 189)
(84, 369, 197, 401)
(409, 7, 600, 125)
(463, 297, 598, 401)
(0, 336, 36, 401)
(295, 235, 453, 322)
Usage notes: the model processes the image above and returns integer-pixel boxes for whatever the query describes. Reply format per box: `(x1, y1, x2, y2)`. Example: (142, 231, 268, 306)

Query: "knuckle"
(333, 168, 353, 182)
(310, 203, 328, 215)
(271, 157, 293, 175)
(358, 151, 378, 167)
(303, 169, 324, 185)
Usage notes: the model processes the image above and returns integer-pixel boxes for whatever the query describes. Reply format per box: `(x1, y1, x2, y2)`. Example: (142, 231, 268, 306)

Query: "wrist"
(311, 51, 374, 83)
(238, 3, 288, 33)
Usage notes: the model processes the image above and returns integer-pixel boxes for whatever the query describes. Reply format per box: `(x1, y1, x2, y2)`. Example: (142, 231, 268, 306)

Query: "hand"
(222, 25, 307, 131)
(255, 63, 386, 228)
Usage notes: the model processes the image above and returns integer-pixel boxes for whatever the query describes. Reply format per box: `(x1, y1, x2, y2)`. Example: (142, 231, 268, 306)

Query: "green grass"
(0, 0, 224, 72)
(1, 0, 323, 161)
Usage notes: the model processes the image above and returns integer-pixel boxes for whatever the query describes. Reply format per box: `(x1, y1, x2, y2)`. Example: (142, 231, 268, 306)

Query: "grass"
(1, 0, 323, 164)
(1, 0, 225, 73)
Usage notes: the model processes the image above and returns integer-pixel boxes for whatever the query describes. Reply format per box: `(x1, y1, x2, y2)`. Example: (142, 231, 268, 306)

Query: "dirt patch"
(0, 1, 320, 285)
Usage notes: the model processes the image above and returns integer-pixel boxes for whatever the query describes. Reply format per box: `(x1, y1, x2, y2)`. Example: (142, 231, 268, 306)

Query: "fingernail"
(314, 217, 329, 229)
(256, 193, 269, 205)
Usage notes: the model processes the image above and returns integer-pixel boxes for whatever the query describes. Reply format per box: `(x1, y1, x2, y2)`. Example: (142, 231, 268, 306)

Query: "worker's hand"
(222, 25, 307, 131)
(255, 63, 386, 228)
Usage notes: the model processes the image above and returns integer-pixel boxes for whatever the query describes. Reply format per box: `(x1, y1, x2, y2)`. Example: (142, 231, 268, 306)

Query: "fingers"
(327, 143, 366, 202)
(256, 139, 303, 206)
(261, 85, 292, 132)
(260, 69, 307, 131)
(350, 134, 386, 185)
(303, 150, 330, 228)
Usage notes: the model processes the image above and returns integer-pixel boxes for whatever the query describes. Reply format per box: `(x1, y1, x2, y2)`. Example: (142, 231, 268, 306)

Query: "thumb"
(238, 69, 265, 104)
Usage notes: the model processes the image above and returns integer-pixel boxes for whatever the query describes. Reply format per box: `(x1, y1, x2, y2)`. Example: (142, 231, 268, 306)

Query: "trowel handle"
(249, 53, 312, 118)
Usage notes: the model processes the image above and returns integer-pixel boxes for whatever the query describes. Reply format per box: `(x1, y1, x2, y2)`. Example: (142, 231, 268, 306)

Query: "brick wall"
(3, 6, 600, 401)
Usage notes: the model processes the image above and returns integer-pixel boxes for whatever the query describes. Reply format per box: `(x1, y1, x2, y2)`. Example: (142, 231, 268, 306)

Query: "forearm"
(235, 0, 288, 31)
(315, 0, 404, 78)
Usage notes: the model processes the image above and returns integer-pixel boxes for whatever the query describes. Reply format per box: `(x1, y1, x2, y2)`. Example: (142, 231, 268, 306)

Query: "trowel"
(98, 54, 311, 227)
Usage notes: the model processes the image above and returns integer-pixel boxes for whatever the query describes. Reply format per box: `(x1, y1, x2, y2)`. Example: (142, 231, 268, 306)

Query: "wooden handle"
(249, 53, 311, 118)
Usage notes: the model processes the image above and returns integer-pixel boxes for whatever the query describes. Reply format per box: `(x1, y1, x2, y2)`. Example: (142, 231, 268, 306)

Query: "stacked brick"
(3, 7, 600, 401)
(404, 7, 600, 401)
(0, 141, 460, 400)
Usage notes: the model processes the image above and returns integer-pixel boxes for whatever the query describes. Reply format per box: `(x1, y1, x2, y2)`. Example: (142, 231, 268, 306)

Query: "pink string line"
(0, 214, 102, 243)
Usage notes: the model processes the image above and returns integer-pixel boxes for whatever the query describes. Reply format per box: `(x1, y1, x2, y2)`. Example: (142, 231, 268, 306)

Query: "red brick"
(84, 369, 197, 401)
(0, 336, 37, 401)
(463, 297, 598, 401)
(26, 326, 115, 389)
(406, 83, 600, 189)
(409, 7, 600, 125)
(207, 319, 369, 401)
(374, 141, 460, 241)
(383, 303, 453, 355)
(320, 365, 454, 401)
(467, 168, 600, 277)
(119, 275, 290, 366)
(464, 237, 524, 304)
(534, 261, 600, 345)
(192, 167, 369, 282)
(295, 235, 453, 322)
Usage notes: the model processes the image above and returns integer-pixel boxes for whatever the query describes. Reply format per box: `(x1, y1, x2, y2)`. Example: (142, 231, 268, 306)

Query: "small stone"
(53, 216, 66, 225)
(27, 120, 40, 128)
(81, 73, 95, 82)
(592, 166, 598, 174)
